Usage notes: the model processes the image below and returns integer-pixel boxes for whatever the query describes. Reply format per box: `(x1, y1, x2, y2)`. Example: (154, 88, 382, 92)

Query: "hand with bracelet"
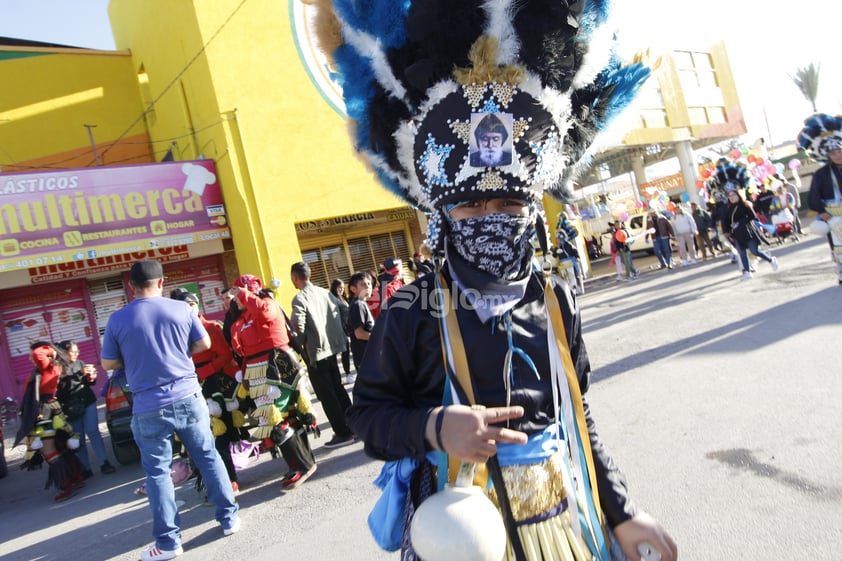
(424, 404, 528, 464)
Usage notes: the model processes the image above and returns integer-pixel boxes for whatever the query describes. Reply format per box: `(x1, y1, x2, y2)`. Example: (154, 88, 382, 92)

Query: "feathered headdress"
(311, 0, 650, 249)
(797, 113, 842, 160)
(707, 157, 750, 203)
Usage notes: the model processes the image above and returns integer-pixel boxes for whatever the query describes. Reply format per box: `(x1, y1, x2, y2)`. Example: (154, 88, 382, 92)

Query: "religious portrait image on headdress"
(469, 112, 513, 168)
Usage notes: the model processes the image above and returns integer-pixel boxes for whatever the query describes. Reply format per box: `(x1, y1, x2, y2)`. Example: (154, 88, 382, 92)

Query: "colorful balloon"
(680, 192, 690, 202)
(788, 158, 801, 171)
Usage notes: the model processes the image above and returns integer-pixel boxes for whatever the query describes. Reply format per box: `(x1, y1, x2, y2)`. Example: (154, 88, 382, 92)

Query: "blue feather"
(579, 0, 612, 38)
(332, 0, 410, 50)
(333, 45, 378, 148)
(593, 62, 651, 130)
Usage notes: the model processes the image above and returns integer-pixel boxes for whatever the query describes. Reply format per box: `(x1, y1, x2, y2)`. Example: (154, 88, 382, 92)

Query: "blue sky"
(0, 0, 115, 50)
(1, 0, 838, 154)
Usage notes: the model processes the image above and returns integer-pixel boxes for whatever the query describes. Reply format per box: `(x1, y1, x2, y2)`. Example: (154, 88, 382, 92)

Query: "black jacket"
(808, 163, 842, 214)
(346, 267, 636, 527)
(56, 359, 97, 416)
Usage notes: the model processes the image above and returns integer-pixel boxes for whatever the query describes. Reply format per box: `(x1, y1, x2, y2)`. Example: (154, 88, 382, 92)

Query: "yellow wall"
(108, 0, 408, 304)
(0, 48, 149, 169)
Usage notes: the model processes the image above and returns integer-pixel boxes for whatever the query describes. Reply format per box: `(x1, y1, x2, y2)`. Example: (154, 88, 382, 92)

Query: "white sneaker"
(740, 271, 753, 281)
(690, 259, 697, 264)
(141, 545, 183, 561)
(770, 257, 779, 271)
(223, 515, 241, 536)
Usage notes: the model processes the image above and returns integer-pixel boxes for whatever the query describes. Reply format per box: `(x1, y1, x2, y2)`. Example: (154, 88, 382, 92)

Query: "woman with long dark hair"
(55, 340, 116, 479)
(723, 189, 779, 280)
(330, 278, 352, 383)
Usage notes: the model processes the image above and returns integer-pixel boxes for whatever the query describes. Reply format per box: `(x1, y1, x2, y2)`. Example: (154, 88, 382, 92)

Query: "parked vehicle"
(601, 213, 655, 254)
(0, 422, 7, 479)
(104, 369, 140, 465)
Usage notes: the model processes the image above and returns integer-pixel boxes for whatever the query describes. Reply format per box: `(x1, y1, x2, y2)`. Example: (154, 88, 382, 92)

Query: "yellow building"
(0, 3, 425, 401)
(107, 0, 423, 297)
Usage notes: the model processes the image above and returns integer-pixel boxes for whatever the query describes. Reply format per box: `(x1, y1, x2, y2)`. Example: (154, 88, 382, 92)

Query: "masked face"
(447, 212, 534, 279)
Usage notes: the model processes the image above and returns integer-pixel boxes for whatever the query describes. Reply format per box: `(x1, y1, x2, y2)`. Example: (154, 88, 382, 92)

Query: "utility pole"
(762, 106, 775, 160)
(84, 124, 101, 166)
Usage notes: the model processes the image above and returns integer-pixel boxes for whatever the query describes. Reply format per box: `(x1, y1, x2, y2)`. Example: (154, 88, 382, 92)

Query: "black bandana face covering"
(448, 213, 533, 280)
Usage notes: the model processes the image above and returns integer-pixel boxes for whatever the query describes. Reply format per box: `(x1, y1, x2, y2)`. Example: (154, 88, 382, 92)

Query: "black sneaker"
(101, 461, 116, 474)
(323, 435, 355, 449)
(82, 469, 94, 480)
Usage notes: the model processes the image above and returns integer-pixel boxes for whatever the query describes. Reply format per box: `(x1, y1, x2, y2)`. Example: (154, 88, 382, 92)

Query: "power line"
(1, 118, 229, 170)
(85, 0, 249, 167)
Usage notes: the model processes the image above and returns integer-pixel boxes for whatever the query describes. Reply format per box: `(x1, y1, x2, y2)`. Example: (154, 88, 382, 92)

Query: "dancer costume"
(229, 276, 318, 484)
(309, 0, 653, 558)
(15, 343, 85, 500)
(798, 114, 842, 283)
(171, 288, 245, 485)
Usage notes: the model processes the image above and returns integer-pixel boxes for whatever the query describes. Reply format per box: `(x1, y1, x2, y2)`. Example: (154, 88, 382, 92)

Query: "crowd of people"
(601, 179, 797, 282)
(9, 254, 427, 560)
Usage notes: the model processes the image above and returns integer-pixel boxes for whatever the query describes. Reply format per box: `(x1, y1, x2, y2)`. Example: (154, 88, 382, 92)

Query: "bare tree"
(790, 63, 820, 113)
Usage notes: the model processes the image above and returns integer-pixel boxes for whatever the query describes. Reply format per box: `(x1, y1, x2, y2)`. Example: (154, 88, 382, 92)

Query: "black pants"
(340, 337, 351, 374)
(309, 355, 353, 438)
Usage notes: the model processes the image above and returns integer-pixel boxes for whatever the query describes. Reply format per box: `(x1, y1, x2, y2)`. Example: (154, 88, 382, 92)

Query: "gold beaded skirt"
(489, 452, 597, 561)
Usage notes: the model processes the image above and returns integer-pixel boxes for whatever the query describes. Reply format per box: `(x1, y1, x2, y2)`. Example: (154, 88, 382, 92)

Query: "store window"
(302, 244, 351, 290)
(675, 50, 718, 90)
(1, 284, 98, 398)
(302, 230, 409, 288)
(706, 106, 726, 124)
(89, 277, 128, 339)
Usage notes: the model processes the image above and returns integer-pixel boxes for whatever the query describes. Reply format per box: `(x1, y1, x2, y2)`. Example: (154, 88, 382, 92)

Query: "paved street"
(1, 232, 840, 561)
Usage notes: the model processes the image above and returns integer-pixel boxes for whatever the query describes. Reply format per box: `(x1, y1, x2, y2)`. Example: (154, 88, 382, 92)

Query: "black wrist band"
(434, 407, 446, 451)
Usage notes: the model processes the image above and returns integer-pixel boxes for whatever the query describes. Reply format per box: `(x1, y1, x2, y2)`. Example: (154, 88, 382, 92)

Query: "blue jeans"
(131, 393, 238, 551)
(653, 237, 672, 267)
(733, 238, 773, 272)
(70, 402, 108, 470)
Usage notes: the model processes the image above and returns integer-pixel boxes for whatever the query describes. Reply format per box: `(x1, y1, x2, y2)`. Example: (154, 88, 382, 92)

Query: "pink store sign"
(0, 160, 230, 273)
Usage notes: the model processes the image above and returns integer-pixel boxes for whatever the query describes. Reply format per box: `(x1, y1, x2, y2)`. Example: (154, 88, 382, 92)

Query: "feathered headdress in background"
(798, 113, 842, 160)
(707, 157, 750, 203)
(309, 0, 650, 250)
